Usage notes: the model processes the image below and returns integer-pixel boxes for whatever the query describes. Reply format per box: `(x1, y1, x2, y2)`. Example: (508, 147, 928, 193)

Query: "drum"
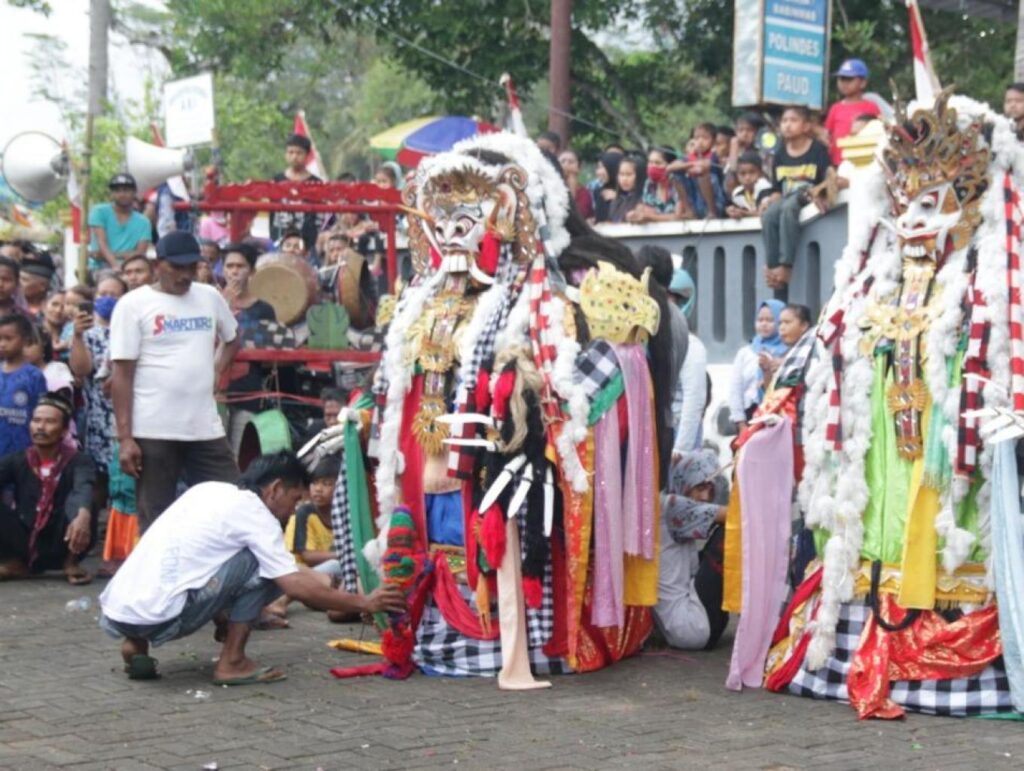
(238, 409, 292, 471)
(335, 251, 372, 329)
(250, 253, 320, 325)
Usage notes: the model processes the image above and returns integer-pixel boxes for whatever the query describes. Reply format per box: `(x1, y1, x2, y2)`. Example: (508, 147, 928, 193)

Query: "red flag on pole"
(906, 0, 940, 103)
(500, 73, 529, 138)
(293, 111, 325, 178)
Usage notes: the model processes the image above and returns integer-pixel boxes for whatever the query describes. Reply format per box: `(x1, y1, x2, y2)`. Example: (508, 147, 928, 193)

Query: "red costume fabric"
(848, 595, 1002, 719)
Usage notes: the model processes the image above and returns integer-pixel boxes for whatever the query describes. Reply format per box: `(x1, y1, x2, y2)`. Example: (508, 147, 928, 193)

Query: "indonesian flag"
(906, 0, 940, 104)
(293, 111, 324, 178)
(500, 73, 528, 138)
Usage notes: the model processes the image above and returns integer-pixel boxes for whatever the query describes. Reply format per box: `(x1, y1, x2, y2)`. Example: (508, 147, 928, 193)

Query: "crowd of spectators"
(5, 60, 1024, 684)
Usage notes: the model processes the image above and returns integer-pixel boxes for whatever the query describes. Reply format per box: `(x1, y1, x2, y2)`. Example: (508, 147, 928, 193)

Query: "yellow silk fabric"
(722, 476, 743, 613)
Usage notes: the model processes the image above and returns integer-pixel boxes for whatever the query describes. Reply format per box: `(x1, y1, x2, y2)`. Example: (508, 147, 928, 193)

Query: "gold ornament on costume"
(884, 88, 989, 252)
(580, 263, 661, 344)
(412, 394, 450, 456)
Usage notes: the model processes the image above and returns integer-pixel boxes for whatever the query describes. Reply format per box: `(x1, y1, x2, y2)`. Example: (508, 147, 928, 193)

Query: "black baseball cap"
(108, 172, 138, 190)
(156, 232, 203, 265)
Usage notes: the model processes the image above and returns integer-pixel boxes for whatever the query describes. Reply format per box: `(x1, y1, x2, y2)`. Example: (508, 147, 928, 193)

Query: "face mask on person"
(647, 165, 667, 184)
(95, 295, 118, 321)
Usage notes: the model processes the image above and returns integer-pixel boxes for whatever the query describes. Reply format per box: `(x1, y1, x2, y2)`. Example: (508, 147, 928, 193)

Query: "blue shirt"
(88, 203, 151, 255)
(0, 363, 47, 457)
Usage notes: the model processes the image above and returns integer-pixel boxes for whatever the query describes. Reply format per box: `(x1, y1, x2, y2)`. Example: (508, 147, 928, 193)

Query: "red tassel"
(430, 246, 442, 269)
(478, 230, 501, 276)
(475, 370, 491, 412)
(492, 369, 516, 422)
(381, 624, 415, 666)
(523, 575, 543, 609)
(480, 504, 507, 569)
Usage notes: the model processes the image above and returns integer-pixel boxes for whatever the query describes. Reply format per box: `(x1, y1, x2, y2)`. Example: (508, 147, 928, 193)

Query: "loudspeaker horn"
(125, 136, 193, 192)
(1, 132, 69, 203)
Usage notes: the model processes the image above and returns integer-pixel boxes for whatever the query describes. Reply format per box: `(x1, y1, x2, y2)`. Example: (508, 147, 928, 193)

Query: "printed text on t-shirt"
(153, 315, 214, 335)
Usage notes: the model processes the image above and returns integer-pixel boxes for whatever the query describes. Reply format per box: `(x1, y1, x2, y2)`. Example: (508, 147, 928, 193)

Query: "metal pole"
(548, 0, 572, 146)
(1016, 0, 1024, 80)
(80, 0, 110, 283)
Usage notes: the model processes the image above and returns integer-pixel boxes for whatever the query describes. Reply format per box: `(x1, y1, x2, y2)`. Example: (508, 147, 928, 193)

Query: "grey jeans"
(100, 549, 282, 647)
(761, 190, 805, 268)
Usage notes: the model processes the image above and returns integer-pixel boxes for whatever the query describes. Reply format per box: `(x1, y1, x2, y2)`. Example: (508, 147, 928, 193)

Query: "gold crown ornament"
(883, 88, 989, 252)
(580, 263, 661, 344)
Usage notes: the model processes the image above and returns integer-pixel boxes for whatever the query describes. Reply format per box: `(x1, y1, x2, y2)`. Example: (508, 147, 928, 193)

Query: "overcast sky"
(1, 0, 164, 148)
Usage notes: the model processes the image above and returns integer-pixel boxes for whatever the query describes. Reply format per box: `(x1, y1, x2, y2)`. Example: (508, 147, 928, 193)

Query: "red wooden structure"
(176, 177, 405, 288)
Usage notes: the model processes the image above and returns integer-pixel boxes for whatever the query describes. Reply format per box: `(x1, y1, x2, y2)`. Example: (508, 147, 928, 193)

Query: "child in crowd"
(823, 58, 881, 166)
(725, 151, 773, 219)
(264, 456, 342, 621)
(24, 327, 74, 395)
(668, 123, 725, 218)
(654, 449, 729, 651)
(728, 299, 790, 434)
(714, 126, 734, 166)
(759, 106, 833, 289)
(0, 314, 47, 457)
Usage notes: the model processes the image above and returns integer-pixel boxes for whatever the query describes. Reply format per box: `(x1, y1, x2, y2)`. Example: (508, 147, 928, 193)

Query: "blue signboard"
(761, 0, 830, 109)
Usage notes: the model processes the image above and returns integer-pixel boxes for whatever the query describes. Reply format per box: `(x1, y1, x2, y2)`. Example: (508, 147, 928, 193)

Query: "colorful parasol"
(369, 116, 500, 167)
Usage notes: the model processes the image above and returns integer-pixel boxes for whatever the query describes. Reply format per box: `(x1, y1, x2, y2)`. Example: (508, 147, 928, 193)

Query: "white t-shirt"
(110, 283, 237, 440)
(729, 177, 773, 212)
(100, 482, 298, 625)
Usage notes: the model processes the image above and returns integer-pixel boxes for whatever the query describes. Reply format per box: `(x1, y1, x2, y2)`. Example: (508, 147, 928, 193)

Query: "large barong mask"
(404, 160, 537, 284)
(883, 89, 990, 254)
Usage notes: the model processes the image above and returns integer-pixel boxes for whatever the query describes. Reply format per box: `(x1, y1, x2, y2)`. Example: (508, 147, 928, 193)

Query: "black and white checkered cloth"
(574, 340, 621, 400)
(786, 601, 1014, 716)
(413, 578, 569, 678)
(329, 467, 360, 593)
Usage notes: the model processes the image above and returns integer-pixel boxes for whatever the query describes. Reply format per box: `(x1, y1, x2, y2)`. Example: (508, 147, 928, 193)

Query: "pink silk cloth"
(726, 417, 794, 691)
(591, 401, 625, 628)
(614, 344, 657, 560)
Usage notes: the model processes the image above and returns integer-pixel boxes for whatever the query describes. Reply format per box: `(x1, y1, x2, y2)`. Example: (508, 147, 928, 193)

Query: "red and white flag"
(906, 0, 940, 104)
(500, 73, 528, 138)
(293, 111, 324, 178)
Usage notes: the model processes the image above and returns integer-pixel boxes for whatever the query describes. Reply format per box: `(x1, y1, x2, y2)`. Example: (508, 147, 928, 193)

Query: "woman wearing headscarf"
(654, 449, 729, 650)
(606, 155, 647, 224)
(592, 151, 623, 224)
(728, 298, 789, 434)
(628, 147, 692, 224)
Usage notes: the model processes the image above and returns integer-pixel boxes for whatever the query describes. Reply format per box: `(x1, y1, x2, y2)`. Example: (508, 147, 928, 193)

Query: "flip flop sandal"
(125, 654, 160, 680)
(212, 666, 287, 687)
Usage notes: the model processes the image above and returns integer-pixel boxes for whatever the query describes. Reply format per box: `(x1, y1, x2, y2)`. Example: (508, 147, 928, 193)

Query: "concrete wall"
(596, 193, 849, 364)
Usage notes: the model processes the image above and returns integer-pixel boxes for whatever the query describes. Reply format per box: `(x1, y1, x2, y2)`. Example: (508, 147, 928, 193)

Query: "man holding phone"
(110, 232, 242, 530)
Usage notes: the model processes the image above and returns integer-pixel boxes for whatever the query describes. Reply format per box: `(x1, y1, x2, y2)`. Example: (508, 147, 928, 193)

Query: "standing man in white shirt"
(99, 452, 406, 684)
(110, 231, 242, 529)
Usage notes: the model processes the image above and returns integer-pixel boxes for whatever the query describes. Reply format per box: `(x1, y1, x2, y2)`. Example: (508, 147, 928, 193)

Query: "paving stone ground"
(2, 564, 1023, 771)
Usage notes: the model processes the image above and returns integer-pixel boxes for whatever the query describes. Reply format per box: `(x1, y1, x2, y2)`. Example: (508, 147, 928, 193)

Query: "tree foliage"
(11, 0, 1020, 206)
